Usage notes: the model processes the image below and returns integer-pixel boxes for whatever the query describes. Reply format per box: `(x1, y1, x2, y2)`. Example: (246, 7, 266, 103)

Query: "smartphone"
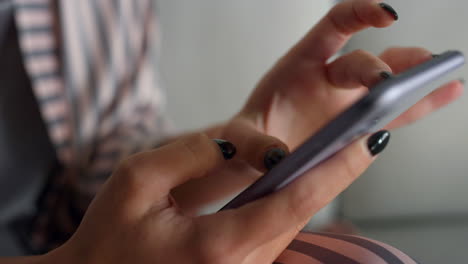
(220, 50, 465, 211)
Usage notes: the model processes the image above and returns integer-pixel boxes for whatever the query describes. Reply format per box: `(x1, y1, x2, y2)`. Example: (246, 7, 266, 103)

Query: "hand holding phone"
(221, 50, 465, 211)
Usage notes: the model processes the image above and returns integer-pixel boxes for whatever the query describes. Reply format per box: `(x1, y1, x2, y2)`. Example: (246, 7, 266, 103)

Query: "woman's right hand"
(42, 131, 389, 264)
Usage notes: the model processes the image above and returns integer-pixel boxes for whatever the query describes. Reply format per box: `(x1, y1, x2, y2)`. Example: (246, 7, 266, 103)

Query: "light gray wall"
(343, 0, 468, 220)
(157, 1, 330, 131)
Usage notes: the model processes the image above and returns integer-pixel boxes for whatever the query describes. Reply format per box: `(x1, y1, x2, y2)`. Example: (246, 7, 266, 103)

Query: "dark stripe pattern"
(288, 239, 360, 264)
(315, 232, 405, 264)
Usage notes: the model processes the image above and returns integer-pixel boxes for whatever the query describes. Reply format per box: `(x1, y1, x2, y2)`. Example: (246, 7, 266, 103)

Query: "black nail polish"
(264, 148, 286, 170)
(367, 130, 391, 156)
(432, 54, 440, 58)
(379, 3, 399, 21)
(213, 139, 237, 160)
(459, 78, 465, 85)
(380, 71, 393, 80)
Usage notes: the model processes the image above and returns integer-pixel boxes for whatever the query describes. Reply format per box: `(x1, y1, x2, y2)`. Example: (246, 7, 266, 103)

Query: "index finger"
(292, 0, 398, 63)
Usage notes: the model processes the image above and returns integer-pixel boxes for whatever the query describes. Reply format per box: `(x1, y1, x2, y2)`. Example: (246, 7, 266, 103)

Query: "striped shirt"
(13, 0, 172, 252)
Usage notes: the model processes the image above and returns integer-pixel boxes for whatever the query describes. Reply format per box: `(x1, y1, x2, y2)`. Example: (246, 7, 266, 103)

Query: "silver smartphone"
(220, 50, 465, 211)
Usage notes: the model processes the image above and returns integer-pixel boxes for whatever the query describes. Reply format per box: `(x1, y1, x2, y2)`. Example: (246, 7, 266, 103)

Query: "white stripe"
(95, 0, 126, 133)
(62, 1, 92, 147)
(80, 0, 114, 125)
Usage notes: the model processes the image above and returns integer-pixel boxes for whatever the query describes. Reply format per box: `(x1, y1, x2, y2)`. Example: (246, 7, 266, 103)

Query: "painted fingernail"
(213, 139, 237, 160)
(379, 3, 399, 21)
(380, 71, 393, 79)
(432, 54, 440, 58)
(459, 78, 465, 85)
(264, 148, 286, 170)
(367, 130, 391, 156)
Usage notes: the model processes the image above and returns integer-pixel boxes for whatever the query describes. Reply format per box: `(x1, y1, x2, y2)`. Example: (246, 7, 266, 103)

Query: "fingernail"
(459, 78, 465, 85)
(213, 139, 237, 160)
(264, 148, 286, 170)
(380, 71, 393, 80)
(432, 54, 440, 58)
(379, 3, 399, 21)
(367, 130, 391, 156)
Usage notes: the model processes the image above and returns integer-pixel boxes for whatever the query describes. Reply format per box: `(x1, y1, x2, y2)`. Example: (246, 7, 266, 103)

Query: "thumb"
(208, 130, 391, 256)
(112, 133, 236, 211)
(223, 117, 290, 173)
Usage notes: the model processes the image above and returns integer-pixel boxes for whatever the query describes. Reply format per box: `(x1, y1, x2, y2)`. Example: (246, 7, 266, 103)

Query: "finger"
(210, 130, 391, 255)
(223, 117, 290, 173)
(378, 47, 463, 129)
(327, 49, 392, 88)
(387, 80, 464, 129)
(379, 46, 433, 73)
(292, 0, 398, 63)
(114, 133, 233, 206)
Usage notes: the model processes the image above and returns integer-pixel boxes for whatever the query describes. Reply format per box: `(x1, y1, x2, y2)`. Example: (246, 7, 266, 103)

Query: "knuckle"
(352, 49, 369, 57)
(180, 133, 215, 161)
(380, 46, 402, 56)
(114, 156, 144, 191)
(183, 132, 210, 146)
(287, 186, 319, 226)
(116, 157, 138, 179)
(346, 49, 373, 63)
(339, 152, 368, 183)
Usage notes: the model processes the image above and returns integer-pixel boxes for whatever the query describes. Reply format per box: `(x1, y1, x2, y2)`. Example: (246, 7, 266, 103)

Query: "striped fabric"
(13, 0, 172, 251)
(14, 0, 73, 164)
(275, 232, 420, 264)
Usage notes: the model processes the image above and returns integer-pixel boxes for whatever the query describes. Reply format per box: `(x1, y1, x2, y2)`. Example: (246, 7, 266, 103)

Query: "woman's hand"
(172, 0, 463, 212)
(38, 130, 387, 264)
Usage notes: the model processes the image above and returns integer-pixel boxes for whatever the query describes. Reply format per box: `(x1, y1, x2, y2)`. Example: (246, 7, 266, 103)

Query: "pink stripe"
(35, 77, 63, 96)
(25, 55, 57, 75)
(50, 124, 71, 143)
(16, 9, 52, 26)
(42, 99, 67, 120)
(276, 249, 323, 264)
(296, 233, 387, 263)
(20, 32, 54, 51)
(15, 0, 49, 4)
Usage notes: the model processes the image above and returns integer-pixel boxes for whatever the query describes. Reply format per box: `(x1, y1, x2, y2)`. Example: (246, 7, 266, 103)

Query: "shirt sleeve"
(26, 0, 174, 253)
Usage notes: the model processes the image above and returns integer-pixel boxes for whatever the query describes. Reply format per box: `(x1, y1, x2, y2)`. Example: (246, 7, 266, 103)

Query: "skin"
(1, 0, 463, 263)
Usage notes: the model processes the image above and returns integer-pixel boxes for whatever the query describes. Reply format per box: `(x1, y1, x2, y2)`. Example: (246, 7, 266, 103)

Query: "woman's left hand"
(172, 0, 464, 212)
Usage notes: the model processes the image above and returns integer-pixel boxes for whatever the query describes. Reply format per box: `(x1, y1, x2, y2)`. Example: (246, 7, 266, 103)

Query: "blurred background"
(158, 1, 468, 263)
